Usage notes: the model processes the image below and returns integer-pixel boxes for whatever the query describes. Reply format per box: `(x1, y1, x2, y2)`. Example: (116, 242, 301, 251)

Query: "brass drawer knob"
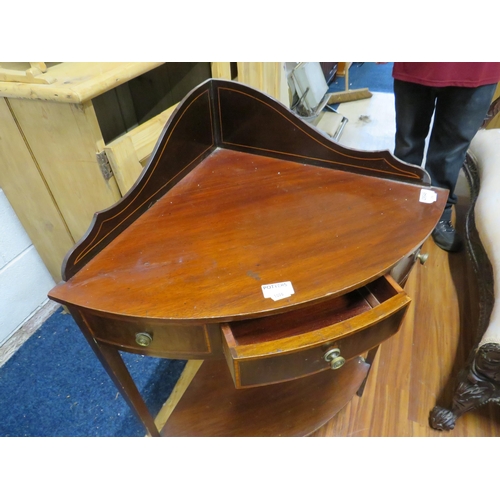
(417, 252, 428, 265)
(135, 332, 153, 347)
(324, 347, 345, 370)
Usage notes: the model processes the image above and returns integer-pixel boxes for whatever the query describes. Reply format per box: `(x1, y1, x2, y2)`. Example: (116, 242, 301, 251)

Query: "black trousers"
(393, 79, 496, 210)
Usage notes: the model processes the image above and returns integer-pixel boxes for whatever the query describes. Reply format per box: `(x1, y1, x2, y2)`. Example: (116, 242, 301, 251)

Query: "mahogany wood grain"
(60, 79, 433, 281)
(47, 79, 452, 437)
(220, 275, 410, 388)
(222, 276, 402, 349)
(215, 84, 429, 184)
(160, 358, 370, 437)
(61, 85, 216, 280)
(224, 288, 374, 346)
(50, 149, 445, 323)
(226, 307, 407, 389)
(81, 313, 225, 360)
(67, 306, 161, 437)
(310, 197, 500, 436)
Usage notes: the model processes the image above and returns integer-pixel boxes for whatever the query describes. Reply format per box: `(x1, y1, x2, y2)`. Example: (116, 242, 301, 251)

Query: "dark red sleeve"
(392, 62, 500, 87)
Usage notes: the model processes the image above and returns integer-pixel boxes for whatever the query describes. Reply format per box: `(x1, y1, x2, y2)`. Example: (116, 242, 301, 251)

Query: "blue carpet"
(328, 62, 394, 94)
(0, 308, 186, 437)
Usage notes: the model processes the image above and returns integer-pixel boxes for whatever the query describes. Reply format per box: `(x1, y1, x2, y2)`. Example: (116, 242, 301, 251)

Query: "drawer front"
(225, 306, 408, 388)
(222, 275, 410, 388)
(81, 312, 223, 359)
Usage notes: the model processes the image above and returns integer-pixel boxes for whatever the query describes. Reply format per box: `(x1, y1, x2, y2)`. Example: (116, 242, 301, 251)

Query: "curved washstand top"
(469, 129, 500, 347)
(61, 78, 432, 282)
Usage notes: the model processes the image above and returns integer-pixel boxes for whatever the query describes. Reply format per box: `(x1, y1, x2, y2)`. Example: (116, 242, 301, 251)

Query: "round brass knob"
(323, 347, 346, 370)
(330, 357, 346, 369)
(417, 253, 429, 265)
(135, 332, 153, 347)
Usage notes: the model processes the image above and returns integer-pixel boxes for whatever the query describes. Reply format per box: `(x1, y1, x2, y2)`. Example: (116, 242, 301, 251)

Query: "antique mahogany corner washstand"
(48, 79, 447, 437)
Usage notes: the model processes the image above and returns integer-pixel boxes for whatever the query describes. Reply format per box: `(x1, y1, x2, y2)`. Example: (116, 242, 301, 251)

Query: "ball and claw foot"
(429, 406, 457, 431)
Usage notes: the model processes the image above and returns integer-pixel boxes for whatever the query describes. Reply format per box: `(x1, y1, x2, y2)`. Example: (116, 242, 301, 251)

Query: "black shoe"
(431, 210, 463, 252)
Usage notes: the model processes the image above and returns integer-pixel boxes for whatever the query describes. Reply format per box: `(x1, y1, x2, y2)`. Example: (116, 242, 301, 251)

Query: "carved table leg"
(430, 344, 500, 430)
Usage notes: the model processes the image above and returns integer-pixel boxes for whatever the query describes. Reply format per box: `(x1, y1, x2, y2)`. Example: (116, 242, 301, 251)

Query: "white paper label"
(419, 189, 437, 204)
(261, 281, 295, 301)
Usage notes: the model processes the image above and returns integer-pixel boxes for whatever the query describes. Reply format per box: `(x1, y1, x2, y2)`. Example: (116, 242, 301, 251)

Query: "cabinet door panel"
(0, 98, 74, 280)
(8, 99, 121, 241)
(103, 104, 177, 195)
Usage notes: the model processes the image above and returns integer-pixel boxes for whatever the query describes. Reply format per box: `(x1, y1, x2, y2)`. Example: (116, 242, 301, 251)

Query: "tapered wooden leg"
(356, 345, 380, 397)
(69, 307, 160, 437)
(93, 341, 161, 437)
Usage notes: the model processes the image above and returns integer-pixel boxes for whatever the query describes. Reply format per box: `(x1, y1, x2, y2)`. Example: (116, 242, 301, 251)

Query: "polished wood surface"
(49, 149, 445, 322)
(310, 198, 500, 436)
(160, 357, 370, 437)
(47, 79, 450, 436)
(55, 79, 435, 281)
(221, 275, 410, 388)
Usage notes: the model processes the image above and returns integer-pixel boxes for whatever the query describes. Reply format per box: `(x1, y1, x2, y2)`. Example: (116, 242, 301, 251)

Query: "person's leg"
(426, 83, 497, 251)
(393, 79, 437, 166)
(425, 83, 497, 208)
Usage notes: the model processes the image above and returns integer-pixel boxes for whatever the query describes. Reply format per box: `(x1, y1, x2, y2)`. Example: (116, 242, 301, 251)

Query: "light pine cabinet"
(0, 62, 286, 281)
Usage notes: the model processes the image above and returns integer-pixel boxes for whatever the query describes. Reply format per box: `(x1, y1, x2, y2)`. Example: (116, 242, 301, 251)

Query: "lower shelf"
(160, 357, 370, 437)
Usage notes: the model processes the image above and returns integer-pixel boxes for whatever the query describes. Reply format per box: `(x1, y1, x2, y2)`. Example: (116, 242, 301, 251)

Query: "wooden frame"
(60, 79, 432, 280)
(48, 79, 447, 437)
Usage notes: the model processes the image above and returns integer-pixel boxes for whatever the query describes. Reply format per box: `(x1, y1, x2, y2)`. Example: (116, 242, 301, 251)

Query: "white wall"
(0, 188, 55, 346)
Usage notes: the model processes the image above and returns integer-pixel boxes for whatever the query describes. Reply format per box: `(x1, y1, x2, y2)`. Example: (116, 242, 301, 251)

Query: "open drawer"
(221, 274, 411, 388)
